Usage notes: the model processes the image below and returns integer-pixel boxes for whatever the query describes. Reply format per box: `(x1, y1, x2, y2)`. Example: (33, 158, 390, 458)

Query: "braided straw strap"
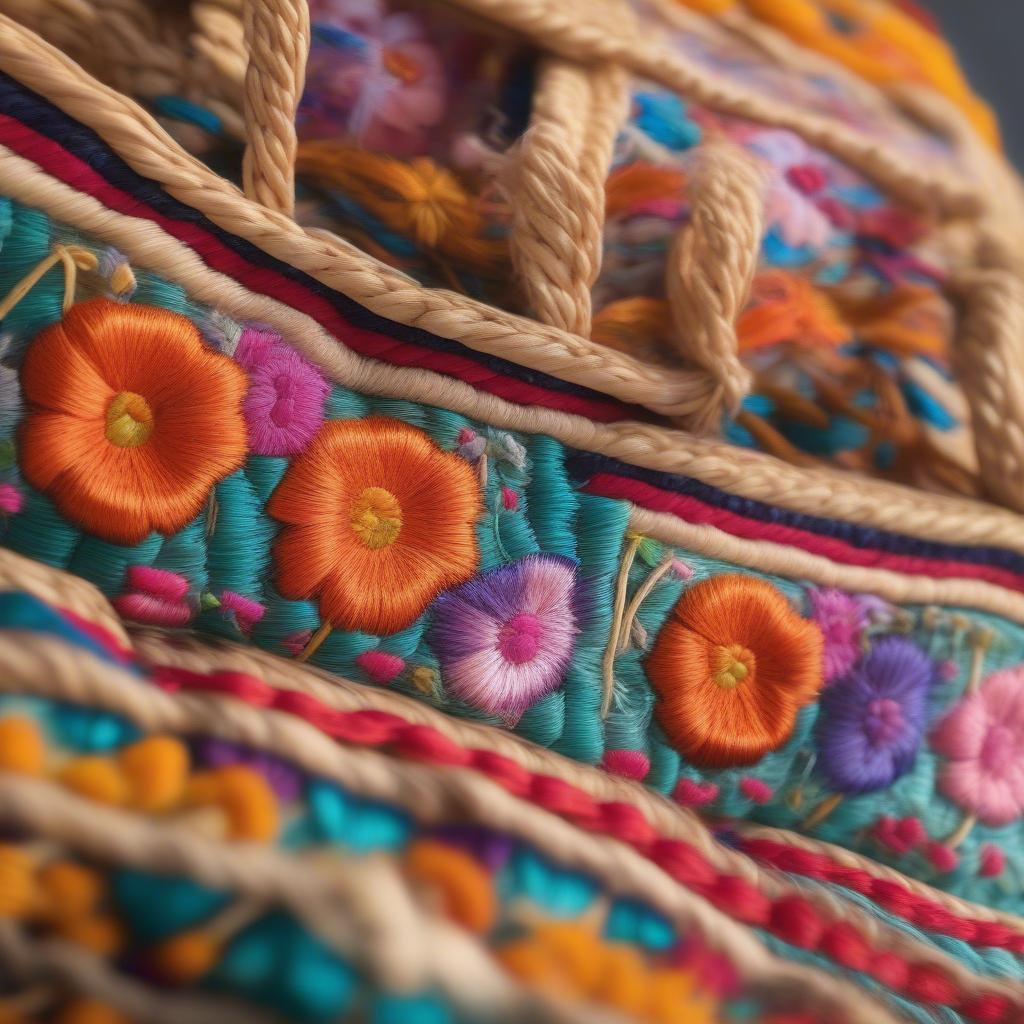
(507, 57, 628, 336)
(241, 0, 307, 215)
(668, 140, 764, 430)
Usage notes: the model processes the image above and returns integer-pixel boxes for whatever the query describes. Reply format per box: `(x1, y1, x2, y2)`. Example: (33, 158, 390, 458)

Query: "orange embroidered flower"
(19, 298, 248, 545)
(647, 575, 823, 768)
(268, 416, 481, 635)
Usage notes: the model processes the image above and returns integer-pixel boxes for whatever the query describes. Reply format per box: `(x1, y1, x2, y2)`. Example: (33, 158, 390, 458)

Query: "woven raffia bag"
(1, 1, 1024, 1021)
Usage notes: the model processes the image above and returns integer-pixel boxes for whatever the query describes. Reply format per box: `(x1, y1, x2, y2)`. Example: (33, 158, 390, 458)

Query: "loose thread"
(0, 244, 98, 321)
(205, 492, 219, 540)
(601, 534, 642, 718)
(477, 454, 489, 490)
(616, 554, 675, 653)
(297, 621, 332, 663)
(945, 813, 978, 850)
(492, 511, 512, 564)
(965, 627, 994, 694)
(800, 792, 844, 830)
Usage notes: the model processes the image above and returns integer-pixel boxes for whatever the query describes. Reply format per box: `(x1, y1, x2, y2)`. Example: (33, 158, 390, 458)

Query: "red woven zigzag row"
(738, 837, 1024, 955)
(152, 664, 1021, 1024)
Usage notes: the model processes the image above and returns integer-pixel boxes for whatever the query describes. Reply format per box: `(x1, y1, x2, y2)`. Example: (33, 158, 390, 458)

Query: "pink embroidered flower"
(809, 588, 868, 684)
(932, 668, 1024, 826)
(234, 327, 328, 457)
(112, 566, 193, 627)
(302, 5, 446, 156)
(429, 555, 578, 721)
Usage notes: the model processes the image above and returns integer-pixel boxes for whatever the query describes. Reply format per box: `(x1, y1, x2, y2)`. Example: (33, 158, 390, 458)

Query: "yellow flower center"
(712, 643, 755, 690)
(105, 391, 154, 448)
(350, 487, 403, 550)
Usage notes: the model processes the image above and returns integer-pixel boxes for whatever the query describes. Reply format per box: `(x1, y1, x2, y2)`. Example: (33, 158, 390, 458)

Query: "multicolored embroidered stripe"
(3, 75, 1024, 600)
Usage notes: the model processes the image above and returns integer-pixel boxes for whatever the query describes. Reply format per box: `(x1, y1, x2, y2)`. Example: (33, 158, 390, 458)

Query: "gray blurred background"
(926, 1, 1024, 169)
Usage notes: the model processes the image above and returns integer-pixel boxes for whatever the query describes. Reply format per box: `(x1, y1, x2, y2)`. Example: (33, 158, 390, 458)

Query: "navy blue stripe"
(567, 451, 1024, 576)
(0, 72, 636, 414)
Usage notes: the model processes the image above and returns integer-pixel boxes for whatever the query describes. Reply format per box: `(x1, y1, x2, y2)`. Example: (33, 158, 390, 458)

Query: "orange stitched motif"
(268, 416, 481, 635)
(404, 839, 497, 934)
(647, 575, 823, 768)
(18, 298, 248, 545)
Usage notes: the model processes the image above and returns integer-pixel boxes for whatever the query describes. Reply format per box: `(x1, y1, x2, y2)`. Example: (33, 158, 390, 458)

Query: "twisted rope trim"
(12, 0, 1024, 504)
(951, 268, 1024, 514)
(667, 140, 762, 429)
(0, 632, 892, 1023)
(92, 0, 1024, 506)
(132, 624, 1024, 963)
(443, 0, 980, 217)
(241, 0, 307, 215)
(126, 624, 1024, 942)
(507, 57, 628, 336)
(627, 507, 1024, 622)
(0, 546, 130, 645)
(4, 140, 1024, 565)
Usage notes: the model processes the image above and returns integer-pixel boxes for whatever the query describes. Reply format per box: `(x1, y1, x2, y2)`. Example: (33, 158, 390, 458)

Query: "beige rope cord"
(628, 505, 1024, 622)
(129, 627, 1024, 948)
(241, 0, 307, 215)
(1, 0, 246, 137)
(507, 57, 628, 336)
(951, 268, 1024, 514)
(666, 139, 763, 429)
(0, 780, 609, 1024)
(437, 0, 981, 216)
(200, 0, 1024, 510)
(7, 135, 1024, 560)
(0, 546, 130, 644)
(0, 538, 1014, 937)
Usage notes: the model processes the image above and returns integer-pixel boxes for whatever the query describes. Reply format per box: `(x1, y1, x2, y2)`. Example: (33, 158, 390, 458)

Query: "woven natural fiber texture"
(1, 1, 1024, 1022)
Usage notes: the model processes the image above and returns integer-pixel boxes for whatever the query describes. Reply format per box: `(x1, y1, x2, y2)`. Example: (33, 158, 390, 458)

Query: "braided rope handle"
(506, 57, 628, 337)
(667, 140, 763, 430)
(241, 0, 308, 215)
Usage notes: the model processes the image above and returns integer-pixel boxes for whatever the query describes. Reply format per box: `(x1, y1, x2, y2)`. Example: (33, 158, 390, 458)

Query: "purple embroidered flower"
(809, 588, 869, 684)
(429, 554, 578, 721)
(235, 327, 329, 456)
(816, 637, 933, 795)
